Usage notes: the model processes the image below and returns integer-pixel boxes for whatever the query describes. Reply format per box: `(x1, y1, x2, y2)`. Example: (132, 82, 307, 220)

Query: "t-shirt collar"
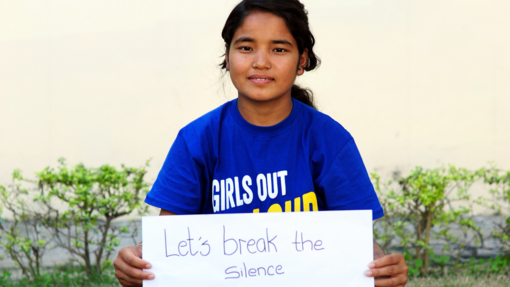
(229, 97, 302, 137)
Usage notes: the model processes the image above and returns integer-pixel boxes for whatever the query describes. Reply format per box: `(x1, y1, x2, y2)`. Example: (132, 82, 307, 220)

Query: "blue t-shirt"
(145, 98, 383, 220)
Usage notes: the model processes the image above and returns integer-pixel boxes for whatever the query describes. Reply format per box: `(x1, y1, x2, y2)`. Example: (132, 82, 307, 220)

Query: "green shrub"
(0, 158, 151, 278)
(0, 170, 49, 280)
(373, 165, 488, 276)
(1, 160, 509, 282)
(482, 165, 510, 256)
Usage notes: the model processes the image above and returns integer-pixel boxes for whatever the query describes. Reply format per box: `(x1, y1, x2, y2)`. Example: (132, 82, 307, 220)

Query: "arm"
(113, 209, 177, 287)
(366, 240, 408, 287)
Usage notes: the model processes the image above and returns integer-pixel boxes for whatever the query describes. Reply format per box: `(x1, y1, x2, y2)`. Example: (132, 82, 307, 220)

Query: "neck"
(237, 94, 293, 127)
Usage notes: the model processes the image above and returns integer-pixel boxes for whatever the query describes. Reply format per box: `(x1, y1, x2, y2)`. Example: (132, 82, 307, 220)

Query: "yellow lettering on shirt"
(268, 203, 283, 212)
(285, 200, 292, 212)
(303, 192, 318, 212)
(253, 192, 318, 213)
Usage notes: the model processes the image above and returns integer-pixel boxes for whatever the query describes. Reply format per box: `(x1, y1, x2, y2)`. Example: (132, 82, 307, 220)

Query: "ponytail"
(291, 84, 316, 110)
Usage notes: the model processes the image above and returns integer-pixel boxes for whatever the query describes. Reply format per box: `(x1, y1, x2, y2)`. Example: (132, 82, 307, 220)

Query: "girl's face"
(225, 11, 308, 104)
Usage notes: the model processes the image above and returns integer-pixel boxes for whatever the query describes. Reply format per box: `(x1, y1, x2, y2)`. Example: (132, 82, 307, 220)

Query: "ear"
(225, 45, 230, 71)
(225, 54, 230, 70)
(297, 48, 308, 76)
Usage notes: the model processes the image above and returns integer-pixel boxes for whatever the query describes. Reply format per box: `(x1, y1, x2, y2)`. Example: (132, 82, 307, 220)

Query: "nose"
(252, 50, 271, 70)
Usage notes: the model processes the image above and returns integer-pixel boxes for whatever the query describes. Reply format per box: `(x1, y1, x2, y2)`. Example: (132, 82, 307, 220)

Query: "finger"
(366, 265, 405, 278)
(117, 271, 143, 287)
(369, 253, 404, 268)
(119, 247, 152, 269)
(114, 256, 155, 281)
(115, 266, 147, 287)
(115, 270, 139, 287)
(374, 274, 408, 287)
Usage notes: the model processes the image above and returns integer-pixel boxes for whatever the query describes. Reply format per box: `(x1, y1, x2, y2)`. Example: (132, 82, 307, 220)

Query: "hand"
(113, 245, 155, 287)
(365, 253, 408, 287)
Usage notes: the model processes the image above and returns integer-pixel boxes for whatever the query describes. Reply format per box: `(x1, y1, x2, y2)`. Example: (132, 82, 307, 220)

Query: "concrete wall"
(1, 0, 509, 215)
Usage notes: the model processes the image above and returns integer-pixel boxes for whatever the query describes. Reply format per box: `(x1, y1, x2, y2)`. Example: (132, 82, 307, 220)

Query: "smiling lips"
(248, 75, 274, 85)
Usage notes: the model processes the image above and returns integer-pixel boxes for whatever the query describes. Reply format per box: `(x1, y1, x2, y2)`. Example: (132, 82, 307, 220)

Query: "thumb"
(133, 245, 143, 258)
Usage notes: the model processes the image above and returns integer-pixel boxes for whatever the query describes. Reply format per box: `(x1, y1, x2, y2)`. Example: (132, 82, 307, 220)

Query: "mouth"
(248, 75, 274, 85)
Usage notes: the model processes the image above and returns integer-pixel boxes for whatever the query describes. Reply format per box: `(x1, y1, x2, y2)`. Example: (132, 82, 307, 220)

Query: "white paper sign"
(142, 210, 374, 287)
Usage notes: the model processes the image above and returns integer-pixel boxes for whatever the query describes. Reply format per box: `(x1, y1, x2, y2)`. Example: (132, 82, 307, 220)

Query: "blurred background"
(1, 0, 509, 209)
(0, 0, 509, 285)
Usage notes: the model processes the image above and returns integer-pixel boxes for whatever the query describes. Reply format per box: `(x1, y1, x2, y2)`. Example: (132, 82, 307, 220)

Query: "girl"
(114, 0, 408, 286)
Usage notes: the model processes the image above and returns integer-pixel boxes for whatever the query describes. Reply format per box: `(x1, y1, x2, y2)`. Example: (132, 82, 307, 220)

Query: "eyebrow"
(272, 39, 293, 46)
(233, 37, 293, 47)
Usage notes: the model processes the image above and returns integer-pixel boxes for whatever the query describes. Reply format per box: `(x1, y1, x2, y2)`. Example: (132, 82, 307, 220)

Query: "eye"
(239, 46, 252, 51)
(274, 48, 286, 53)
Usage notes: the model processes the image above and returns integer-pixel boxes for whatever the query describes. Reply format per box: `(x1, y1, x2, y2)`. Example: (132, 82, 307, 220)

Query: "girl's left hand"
(365, 253, 408, 287)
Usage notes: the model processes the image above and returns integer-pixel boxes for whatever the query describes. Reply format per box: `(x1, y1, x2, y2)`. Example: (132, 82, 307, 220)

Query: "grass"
(407, 273, 510, 287)
(0, 266, 509, 286)
(0, 266, 119, 287)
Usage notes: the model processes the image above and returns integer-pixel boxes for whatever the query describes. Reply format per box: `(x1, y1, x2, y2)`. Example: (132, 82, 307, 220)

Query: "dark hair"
(220, 0, 321, 109)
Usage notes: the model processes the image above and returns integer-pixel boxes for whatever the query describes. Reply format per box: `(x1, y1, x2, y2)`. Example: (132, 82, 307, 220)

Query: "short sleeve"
(316, 139, 384, 220)
(145, 130, 205, 214)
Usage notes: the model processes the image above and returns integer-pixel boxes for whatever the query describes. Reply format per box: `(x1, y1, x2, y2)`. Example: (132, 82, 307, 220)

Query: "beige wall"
(1, 0, 509, 214)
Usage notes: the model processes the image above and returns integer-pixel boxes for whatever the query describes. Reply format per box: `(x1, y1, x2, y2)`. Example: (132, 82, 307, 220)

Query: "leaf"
(1, 270, 12, 279)
(439, 255, 450, 263)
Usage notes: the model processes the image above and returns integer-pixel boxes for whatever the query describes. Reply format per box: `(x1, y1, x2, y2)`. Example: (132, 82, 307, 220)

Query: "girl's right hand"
(113, 245, 155, 287)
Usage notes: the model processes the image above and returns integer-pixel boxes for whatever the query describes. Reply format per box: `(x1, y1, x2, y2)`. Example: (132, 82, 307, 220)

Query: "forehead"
(233, 10, 295, 42)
